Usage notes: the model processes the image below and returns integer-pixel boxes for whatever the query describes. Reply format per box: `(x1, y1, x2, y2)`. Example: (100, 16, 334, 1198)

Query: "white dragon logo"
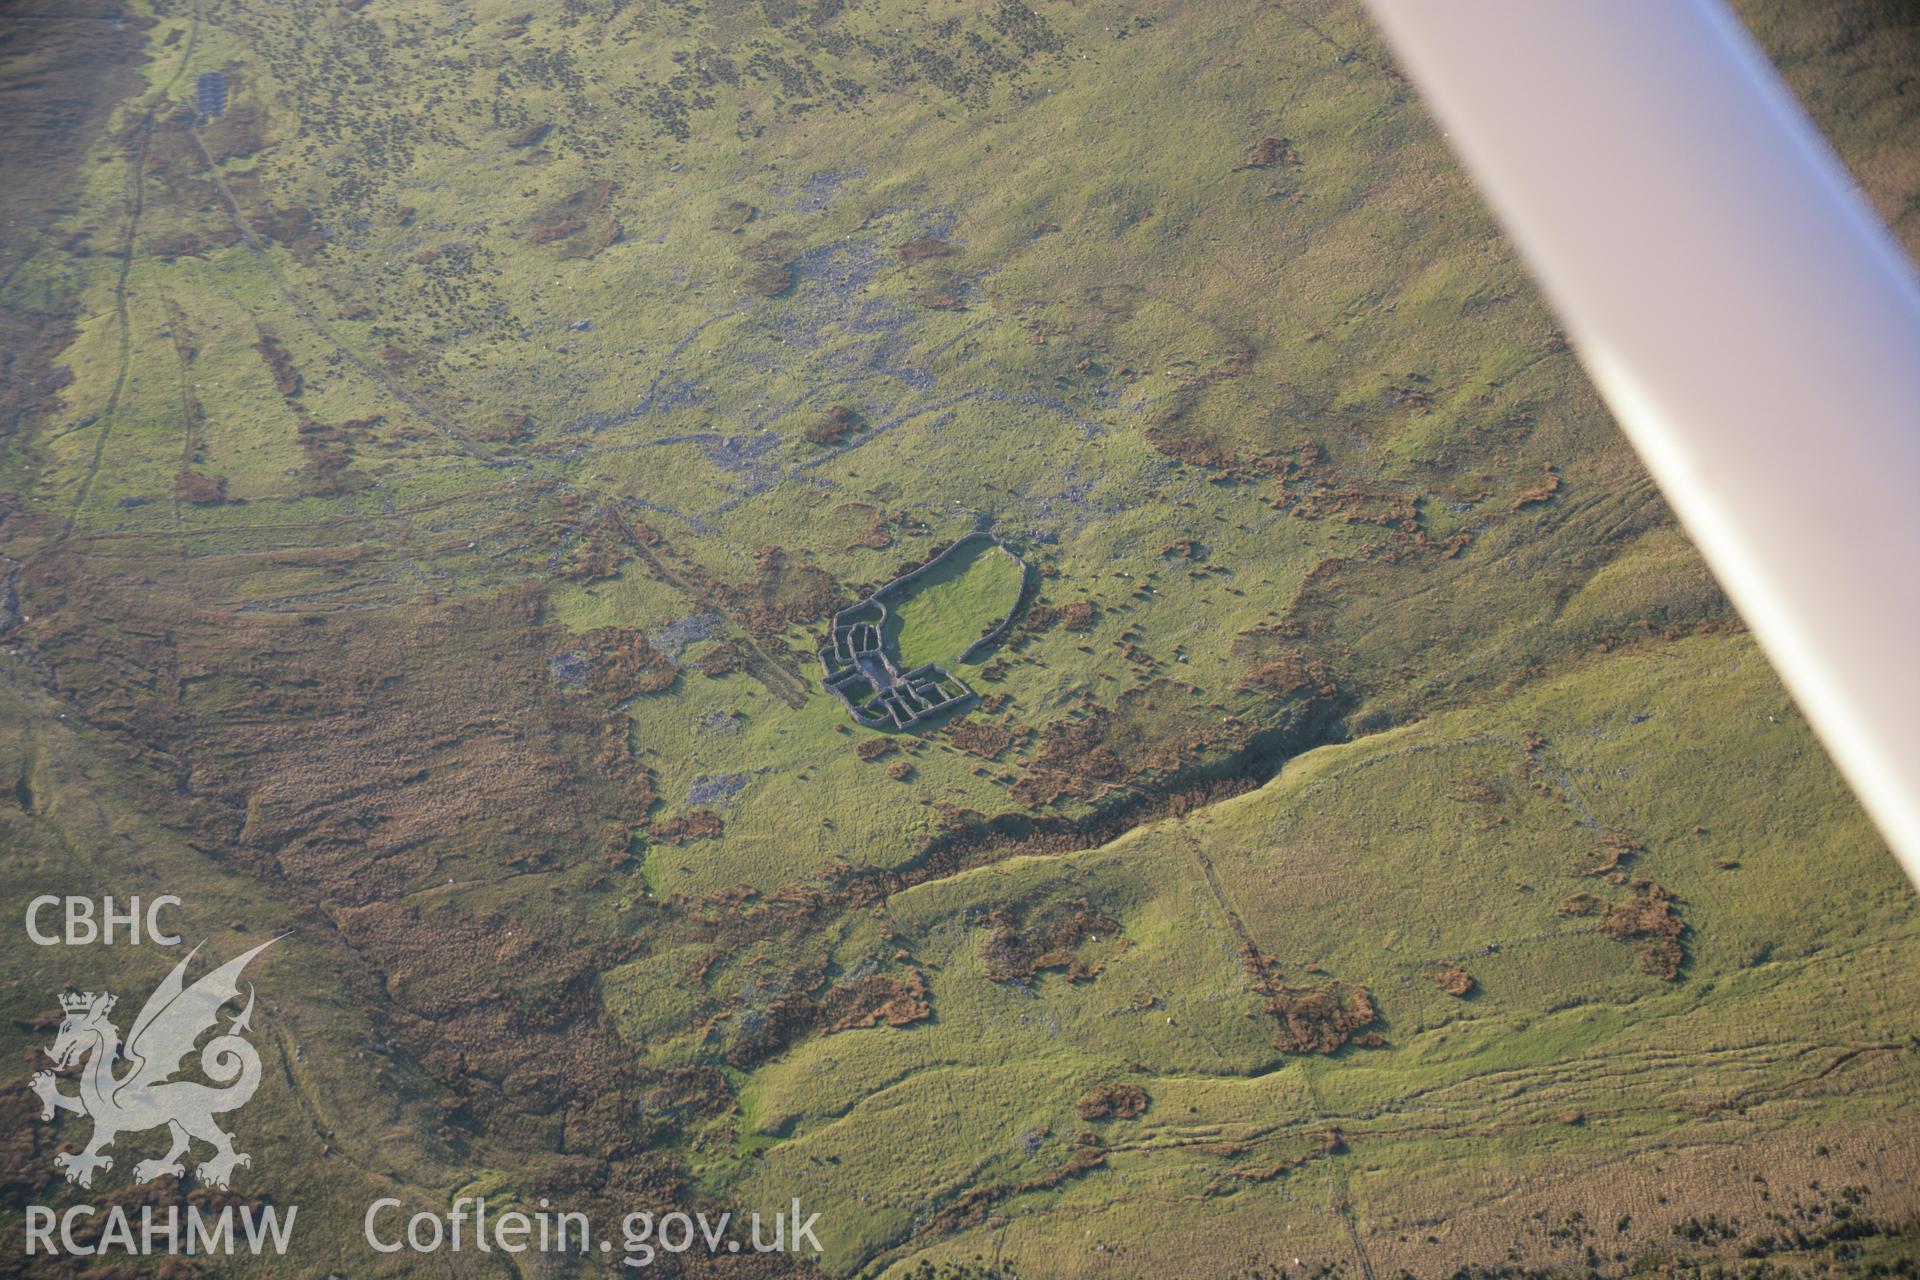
(31, 938, 278, 1190)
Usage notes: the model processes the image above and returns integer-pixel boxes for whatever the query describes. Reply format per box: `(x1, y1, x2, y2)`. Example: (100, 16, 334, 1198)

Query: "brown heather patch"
(0, 1063, 60, 1204)
(1145, 392, 1237, 469)
(551, 493, 629, 584)
(721, 967, 931, 1069)
(1011, 679, 1250, 808)
(471, 411, 534, 443)
(7, 568, 679, 1191)
(1236, 942, 1383, 1054)
(978, 898, 1120, 984)
(559, 517, 814, 709)
(1512, 466, 1563, 511)
(739, 546, 847, 637)
(294, 415, 376, 496)
(50, 579, 614, 901)
(1261, 981, 1383, 1054)
(173, 470, 228, 505)
(560, 528, 623, 583)
(0, 1092, 266, 1272)
(253, 331, 299, 396)
(1237, 134, 1297, 169)
(141, 586, 642, 900)
(199, 100, 267, 165)
(649, 808, 724, 845)
(574, 627, 677, 698)
(821, 969, 931, 1033)
(698, 643, 742, 678)
(1013, 714, 1127, 805)
(523, 182, 620, 258)
(737, 231, 795, 266)
(1557, 880, 1688, 979)
(527, 218, 585, 246)
(333, 897, 637, 1139)
(561, 219, 623, 259)
(1075, 1081, 1148, 1120)
(1603, 882, 1687, 980)
(1020, 602, 1059, 632)
(710, 200, 756, 233)
(1161, 536, 1205, 560)
(249, 204, 325, 258)
(898, 236, 958, 263)
(1453, 777, 1501, 805)
(732, 230, 799, 296)
(1234, 625, 1340, 698)
(1574, 828, 1643, 877)
(146, 228, 241, 259)
(1290, 482, 1421, 533)
(947, 718, 1027, 759)
(805, 404, 862, 446)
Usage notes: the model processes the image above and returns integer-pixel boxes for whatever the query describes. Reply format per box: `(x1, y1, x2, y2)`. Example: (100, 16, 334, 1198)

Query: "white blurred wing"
(1362, 0, 1920, 887)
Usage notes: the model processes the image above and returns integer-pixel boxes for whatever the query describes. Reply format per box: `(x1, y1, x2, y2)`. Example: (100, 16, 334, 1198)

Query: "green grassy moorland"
(0, 0, 1916, 1276)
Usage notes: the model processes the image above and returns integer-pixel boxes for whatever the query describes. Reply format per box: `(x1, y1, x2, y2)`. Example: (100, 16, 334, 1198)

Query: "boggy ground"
(1, 0, 1918, 1276)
